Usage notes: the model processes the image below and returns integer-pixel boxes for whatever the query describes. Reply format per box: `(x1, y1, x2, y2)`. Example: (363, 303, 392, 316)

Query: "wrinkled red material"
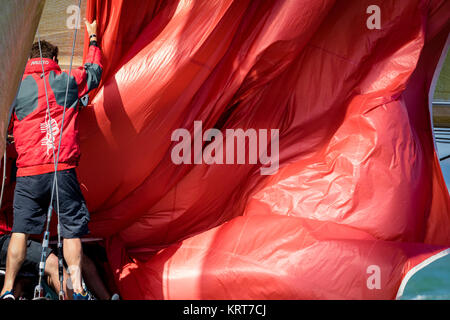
(77, 0, 450, 299)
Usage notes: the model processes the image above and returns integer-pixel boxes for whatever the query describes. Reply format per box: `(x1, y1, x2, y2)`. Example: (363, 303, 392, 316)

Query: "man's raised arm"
(71, 20, 103, 99)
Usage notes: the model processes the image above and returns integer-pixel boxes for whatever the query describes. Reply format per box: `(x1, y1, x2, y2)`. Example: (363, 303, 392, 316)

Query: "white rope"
(0, 149, 6, 209)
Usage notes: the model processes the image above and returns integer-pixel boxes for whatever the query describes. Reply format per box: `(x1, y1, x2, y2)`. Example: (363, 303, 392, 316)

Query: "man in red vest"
(1, 20, 102, 300)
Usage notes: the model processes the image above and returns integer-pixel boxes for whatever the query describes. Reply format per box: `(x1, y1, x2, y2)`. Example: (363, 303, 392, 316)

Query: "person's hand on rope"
(85, 19, 97, 42)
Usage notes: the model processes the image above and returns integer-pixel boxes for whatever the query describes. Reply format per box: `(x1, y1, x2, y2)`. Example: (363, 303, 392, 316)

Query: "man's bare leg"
(63, 238, 84, 294)
(0, 233, 28, 295)
(45, 253, 74, 299)
(82, 255, 111, 300)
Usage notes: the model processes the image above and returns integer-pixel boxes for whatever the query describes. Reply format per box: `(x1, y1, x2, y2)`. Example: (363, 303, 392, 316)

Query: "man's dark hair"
(30, 40, 58, 61)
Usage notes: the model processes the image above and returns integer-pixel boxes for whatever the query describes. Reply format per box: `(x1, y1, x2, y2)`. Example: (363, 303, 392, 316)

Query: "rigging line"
(0, 149, 6, 211)
(34, 29, 61, 297)
(54, 0, 81, 176)
(49, 0, 82, 300)
(49, 0, 83, 216)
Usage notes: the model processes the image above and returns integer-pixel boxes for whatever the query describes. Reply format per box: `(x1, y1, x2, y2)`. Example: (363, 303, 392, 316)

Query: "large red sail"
(75, 0, 450, 299)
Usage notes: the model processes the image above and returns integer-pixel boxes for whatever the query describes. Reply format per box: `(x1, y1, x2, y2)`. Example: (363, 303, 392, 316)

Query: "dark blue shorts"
(11, 168, 90, 239)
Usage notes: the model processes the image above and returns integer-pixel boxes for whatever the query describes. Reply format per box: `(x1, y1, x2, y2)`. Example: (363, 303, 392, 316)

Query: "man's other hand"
(85, 20, 97, 41)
